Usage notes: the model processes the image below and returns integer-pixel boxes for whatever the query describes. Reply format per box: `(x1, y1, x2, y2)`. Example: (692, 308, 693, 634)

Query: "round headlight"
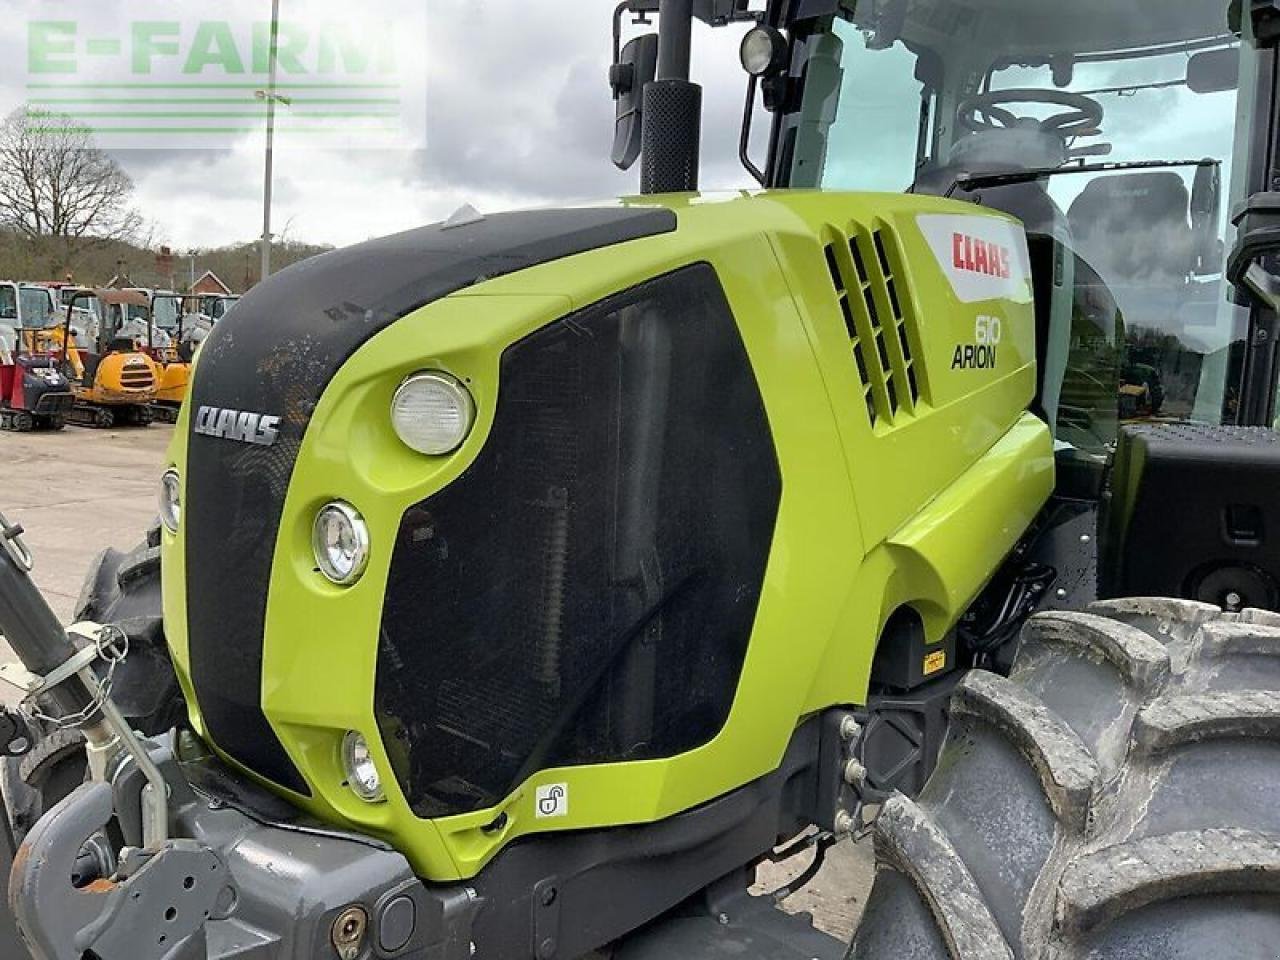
(740, 25, 788, 78)
(312, 502, 370, 586)
(159, 469, 181, 534)
(390, 371, 475, 456)
(341, 730, 385, 803)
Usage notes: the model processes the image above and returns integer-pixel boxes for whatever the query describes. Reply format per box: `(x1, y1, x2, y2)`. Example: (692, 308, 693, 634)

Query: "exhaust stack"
(641, 0, 703, 194)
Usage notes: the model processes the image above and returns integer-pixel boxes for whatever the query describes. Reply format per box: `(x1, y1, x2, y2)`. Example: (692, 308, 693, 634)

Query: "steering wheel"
(957, 89, 1104, 139)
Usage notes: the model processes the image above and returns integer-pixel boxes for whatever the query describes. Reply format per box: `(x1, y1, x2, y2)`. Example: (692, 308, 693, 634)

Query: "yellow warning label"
(923, 650, 947, 676)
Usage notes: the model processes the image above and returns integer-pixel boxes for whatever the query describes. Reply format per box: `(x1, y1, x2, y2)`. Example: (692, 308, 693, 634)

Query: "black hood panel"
(183, 207, 677, 794)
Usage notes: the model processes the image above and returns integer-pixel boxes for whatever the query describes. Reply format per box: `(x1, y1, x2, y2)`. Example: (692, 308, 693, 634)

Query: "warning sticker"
(923, 650, 948, 676)
(917, 214, 1033, 305)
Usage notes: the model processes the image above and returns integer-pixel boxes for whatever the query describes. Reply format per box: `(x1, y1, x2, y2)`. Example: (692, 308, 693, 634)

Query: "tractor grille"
(375, 265, 782, 819)
(823, 221, 928, 428)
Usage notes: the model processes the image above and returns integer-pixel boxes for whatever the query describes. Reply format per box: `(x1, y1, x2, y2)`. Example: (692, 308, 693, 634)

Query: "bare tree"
(0, 108, 142, 271)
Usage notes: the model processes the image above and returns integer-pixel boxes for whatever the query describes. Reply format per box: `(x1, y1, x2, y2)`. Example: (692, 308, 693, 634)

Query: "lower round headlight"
(159, 469, 181, 533)
(342, 730, 385, 803)
(312, 502, 370, 586)
(391, 371, 476, 456)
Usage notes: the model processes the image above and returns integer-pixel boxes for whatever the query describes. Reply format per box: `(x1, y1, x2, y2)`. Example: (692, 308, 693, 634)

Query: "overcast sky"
(0, 1, 760, 250)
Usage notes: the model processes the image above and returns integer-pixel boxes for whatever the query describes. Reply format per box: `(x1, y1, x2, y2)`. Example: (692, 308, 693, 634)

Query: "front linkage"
(0, 511, 434, 960)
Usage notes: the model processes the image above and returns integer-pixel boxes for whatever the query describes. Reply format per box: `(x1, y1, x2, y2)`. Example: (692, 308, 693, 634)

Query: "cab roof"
(863, 0, 1233, 61)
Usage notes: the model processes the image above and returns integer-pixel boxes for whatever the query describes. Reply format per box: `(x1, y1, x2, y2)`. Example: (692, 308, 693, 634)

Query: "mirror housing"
(1187, 48, 1239, 94)
(1191, 160, 1225, 276)
(611, 33, 659, 171)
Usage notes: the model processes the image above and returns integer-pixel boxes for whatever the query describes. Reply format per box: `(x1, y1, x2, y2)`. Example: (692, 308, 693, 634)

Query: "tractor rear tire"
(849, 599, 1280, 960)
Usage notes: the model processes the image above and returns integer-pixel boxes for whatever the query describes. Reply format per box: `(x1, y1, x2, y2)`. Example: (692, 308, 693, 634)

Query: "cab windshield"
(151, 296, 180, 332)
(18, 287, 55, 328)
(796, 0, 1249, 435)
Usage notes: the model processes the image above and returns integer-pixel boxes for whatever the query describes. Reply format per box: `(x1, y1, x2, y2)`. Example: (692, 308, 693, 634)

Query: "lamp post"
(256, 0, 291, 284)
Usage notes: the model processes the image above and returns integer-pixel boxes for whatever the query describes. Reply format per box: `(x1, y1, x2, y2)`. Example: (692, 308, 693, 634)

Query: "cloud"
(0, 0, 760, 250)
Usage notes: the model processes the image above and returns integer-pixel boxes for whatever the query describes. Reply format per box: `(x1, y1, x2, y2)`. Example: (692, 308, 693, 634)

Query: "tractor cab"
(774, 0, 1245, 458)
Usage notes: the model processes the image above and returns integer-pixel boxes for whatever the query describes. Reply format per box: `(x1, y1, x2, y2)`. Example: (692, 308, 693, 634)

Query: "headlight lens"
(159, 469, 181, 533)
(341, 730, 385, 802)
(312, 502, 370, 585)
(390, 371, 475, 456)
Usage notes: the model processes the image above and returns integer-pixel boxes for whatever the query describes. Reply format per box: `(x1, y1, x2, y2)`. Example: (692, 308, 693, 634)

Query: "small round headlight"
(159, 469, 181, 534)
(312, 501, 370, 586)
(391, 371, 475, 456)
(740, 25, 788, 78)
(341, 730, 385, 803)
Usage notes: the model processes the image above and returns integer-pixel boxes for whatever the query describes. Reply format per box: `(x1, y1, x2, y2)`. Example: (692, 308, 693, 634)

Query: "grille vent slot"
(823, 220, 927, 428)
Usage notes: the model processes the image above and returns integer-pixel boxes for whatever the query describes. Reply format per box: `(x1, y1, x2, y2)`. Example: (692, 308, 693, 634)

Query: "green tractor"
(3, 0, 1280, 958)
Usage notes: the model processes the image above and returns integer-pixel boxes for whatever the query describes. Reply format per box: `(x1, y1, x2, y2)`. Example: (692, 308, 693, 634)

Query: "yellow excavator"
(58, 288, 161, 428)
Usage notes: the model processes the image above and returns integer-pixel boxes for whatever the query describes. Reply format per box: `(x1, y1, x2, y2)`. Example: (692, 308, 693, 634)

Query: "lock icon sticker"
(535, 783, 569, 819)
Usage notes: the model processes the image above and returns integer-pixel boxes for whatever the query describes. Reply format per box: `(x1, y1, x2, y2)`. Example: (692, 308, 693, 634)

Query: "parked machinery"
(59, 288, 161, 429)
(0, 283, 72, 431)
(147, 293, 202, 422)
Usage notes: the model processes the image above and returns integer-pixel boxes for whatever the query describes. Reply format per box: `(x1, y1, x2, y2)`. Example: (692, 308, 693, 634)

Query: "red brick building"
(190, 271, 233, 296)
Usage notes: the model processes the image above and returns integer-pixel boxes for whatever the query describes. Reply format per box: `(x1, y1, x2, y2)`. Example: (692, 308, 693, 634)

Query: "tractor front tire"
(73, 525, 183, 736)
(851, 599, 1280, 960)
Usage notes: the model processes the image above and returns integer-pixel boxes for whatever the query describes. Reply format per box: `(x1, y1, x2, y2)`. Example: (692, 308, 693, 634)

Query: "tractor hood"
(181, 206, 677, 796)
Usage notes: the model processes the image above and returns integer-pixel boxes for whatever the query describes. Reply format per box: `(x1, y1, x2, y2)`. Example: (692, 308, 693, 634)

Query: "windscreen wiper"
(947, 158, 1220, 196)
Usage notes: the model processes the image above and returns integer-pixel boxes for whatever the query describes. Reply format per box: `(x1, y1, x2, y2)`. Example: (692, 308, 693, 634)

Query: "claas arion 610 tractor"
(4, 1, 1280, 959)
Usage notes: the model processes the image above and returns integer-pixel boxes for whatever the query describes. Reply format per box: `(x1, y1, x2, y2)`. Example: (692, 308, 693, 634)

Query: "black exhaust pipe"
(640, 0, 702, 194)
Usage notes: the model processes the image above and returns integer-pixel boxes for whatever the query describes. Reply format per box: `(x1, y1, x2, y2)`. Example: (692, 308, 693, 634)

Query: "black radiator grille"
(375, 265, 782, 819)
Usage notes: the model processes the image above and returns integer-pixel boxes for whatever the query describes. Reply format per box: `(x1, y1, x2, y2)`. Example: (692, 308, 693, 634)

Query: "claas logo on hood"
(193, 406, 281, 446)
